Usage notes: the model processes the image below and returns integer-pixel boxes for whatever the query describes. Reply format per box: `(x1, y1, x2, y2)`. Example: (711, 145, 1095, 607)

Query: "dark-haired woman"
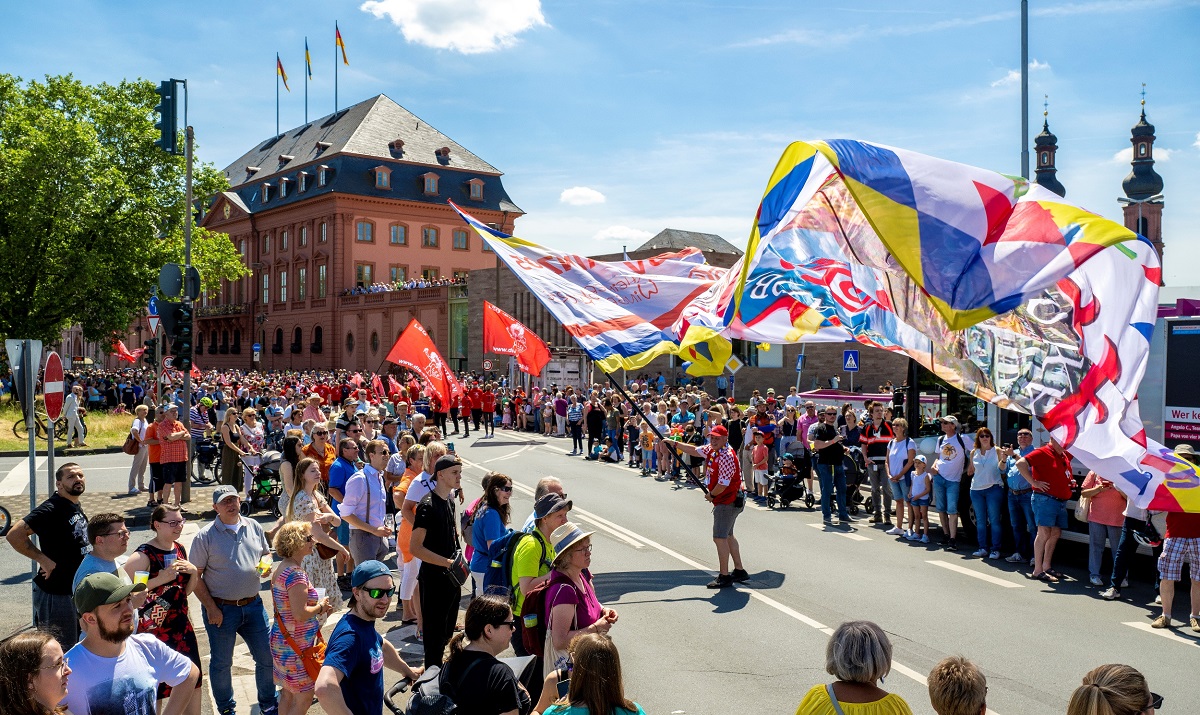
(439, 594, 532, 715)
(534, 634, 645, 715)
(470, 472, 514, 594)
(0, 629, 70, 715)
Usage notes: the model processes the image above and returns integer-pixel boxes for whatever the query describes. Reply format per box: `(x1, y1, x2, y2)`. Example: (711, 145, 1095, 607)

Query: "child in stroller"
(842, 445, 869, 515)
(767, 453, 816, 509)
(240, 450, 283, 517)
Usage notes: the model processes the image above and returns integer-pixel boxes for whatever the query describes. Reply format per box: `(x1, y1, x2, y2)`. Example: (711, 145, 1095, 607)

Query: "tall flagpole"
(275, 53, 280, 137)
(304, 38, 309, 124)
(334, 23, 339, 114)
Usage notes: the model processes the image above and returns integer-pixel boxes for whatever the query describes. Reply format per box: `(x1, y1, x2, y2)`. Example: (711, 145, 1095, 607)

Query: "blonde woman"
(240, 408, 265, 495)
(1067, 664, 1159, 715)
(128, 404, 150, 494)
(286, 458, 347, 610)
(218, 407, 248, 489)
(269, 521, 334, 715)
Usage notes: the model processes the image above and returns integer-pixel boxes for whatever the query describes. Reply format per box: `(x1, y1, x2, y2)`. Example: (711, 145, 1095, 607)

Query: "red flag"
(385, 319, 460, 406)
(371, 374, 385, 399)
(112, 340, 140, 363)
(388, 375, 402, 396)
(190, 363, 202, 379)
(350, 372, 363, 388)
(483, 301, 551, 376)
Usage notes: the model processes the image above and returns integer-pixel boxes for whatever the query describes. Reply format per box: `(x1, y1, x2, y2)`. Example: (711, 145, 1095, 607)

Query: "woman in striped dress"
(269, 521, 334, 714)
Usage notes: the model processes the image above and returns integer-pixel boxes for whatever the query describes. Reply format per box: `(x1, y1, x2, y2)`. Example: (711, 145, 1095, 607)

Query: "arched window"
(312, 326, 324, 354)
(195, 332, 204, 355)
(220, 330, 230, 354)
(345, 332, 355, 354)
(370, 331, 380, 354)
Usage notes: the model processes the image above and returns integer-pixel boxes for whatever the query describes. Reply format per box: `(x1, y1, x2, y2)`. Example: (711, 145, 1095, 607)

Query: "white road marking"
(483, 445, 535, 464)
(926, 560, 1025, 589)
(807, 522, 871, 540)
(1122, 621, 1200, 645)
(0, 455, 47, 496)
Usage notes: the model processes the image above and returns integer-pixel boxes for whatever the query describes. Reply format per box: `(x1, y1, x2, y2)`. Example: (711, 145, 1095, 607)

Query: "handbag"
(1074, 495, 1092, 522)
(123, 430, 140, 455)
(312, 493, 340, 560)
(446, 550, 469, 589)
(275, 612, 326, 681)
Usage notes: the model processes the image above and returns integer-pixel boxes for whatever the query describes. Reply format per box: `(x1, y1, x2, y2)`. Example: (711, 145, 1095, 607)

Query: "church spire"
(1033, 95, 1066, 197)
(1120, 83, 1165, 283)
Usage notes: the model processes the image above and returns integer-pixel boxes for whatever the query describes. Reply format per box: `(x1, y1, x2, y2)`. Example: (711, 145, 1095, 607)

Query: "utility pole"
(1020, 0, 1030, 179)
(181, 123, 194, 504)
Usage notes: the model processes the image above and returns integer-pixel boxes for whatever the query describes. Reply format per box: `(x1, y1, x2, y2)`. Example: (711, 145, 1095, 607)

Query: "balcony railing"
(197, 303, 250, 318)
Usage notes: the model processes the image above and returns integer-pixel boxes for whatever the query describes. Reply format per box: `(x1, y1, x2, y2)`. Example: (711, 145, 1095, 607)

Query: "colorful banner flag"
(452, 202, 733, 375)
(276, 54, 290, 92)
(336, 23, 349, 65)
(717, 139, 1197, 511)
(385, 319, 462, 406)
(483, 301, 551, 376)
(305, 38, 313, 78)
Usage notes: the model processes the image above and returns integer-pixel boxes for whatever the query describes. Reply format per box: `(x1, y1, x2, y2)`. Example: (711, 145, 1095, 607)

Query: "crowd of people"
(339, 275, 465, 296)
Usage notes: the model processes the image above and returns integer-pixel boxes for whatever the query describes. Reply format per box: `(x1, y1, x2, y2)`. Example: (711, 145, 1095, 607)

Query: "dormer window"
(467, 178, 484, 200)
(261, 182, 271, 203)
(298, 171, 309, 192)
(279, 177, 289, 199)
(421, 172, 439, 195)
(389, 139, 405, 157)
(372, 165, 392, 190)
(245, 166, 261, 180)
(317, 165, 330, 187)
(278, 154, 294, 167)
(315, 141, 332, 154)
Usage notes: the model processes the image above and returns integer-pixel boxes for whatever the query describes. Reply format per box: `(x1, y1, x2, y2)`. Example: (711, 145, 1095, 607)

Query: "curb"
(0, 446, 124, 458)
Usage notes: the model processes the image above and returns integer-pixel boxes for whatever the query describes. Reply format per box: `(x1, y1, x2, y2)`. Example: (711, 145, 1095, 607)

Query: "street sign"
(482, 359, 493, 370)
(44, 352, 64, 421)
(5, 339, 43, 411)
(147, 315, 161, 334)
(148, 296, 159, 316)
(795, 354, 806, 372)
(726, 355, 744, 374)
(162, 355, 174, 371)
(843, 350, 860, 372)
(252, 342, 262, 352)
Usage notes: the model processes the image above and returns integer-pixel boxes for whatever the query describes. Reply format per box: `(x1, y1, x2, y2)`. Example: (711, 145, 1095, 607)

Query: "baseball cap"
(74, 572, 146, 615)
(212, 484, 240, 504)
(914, 454, 928, 464)
(352, 560, 393, 588)
(433, 455, 462, 477)
(940, 415, 960, 427)
(709, 424, 729, 437)
(534, 492, 572, 519)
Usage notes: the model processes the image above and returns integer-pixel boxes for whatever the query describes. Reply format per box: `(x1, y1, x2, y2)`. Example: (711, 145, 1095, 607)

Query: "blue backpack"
(481, 530, 548, 602)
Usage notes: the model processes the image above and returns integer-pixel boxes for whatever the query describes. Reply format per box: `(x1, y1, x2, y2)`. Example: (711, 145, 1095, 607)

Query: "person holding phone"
(813, 407, 850, 525)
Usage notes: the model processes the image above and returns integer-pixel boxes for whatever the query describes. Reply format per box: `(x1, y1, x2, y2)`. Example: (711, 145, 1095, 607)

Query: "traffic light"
(164, 302, 194, 372)
(154, 80, 177, 155)
(143, 339, 158, 367)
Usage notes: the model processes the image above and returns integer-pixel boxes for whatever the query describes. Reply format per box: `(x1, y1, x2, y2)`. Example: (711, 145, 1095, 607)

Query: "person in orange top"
(391, 443, 424, 628)
(142, 406, 167, 507)
(302, 426, 337, 487)
(156, 405, 191, 508)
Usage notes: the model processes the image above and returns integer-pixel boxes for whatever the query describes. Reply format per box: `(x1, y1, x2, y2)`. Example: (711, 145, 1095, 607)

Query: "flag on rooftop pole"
(304, 37, 312, 123)
(335, 22, 348, 113)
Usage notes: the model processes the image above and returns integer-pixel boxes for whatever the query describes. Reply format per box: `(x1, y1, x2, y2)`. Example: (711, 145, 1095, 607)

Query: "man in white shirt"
(64, 572, 199, 715)
(63, 385, 85, 447)
(930, 415, 968, 551)
(342, 440, 392, 565)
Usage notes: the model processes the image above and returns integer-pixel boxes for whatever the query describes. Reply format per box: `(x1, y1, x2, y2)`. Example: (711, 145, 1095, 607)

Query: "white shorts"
(753, 469, 769, 486)
(400, 556, 422, 600)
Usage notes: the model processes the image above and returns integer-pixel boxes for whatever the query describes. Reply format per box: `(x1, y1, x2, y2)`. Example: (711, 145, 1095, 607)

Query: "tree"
(0, 74, 249, 345)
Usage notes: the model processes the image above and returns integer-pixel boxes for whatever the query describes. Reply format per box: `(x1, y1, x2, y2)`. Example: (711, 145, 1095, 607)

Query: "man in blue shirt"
(1002, 428, 1037, 564)
(328, 438, 361, 587)
(316, 561, 422, 715)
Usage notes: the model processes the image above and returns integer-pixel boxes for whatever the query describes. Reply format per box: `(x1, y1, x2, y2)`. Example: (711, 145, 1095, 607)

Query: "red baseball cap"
(709, 425, 729, 437)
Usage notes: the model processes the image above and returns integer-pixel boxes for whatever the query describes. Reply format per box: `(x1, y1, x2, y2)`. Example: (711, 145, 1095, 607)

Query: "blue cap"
(352, 560, 392, 588)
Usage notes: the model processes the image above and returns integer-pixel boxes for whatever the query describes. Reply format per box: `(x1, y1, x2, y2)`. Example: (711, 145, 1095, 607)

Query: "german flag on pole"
(276, 54, 290, 91)
(336, 22, 349, 65)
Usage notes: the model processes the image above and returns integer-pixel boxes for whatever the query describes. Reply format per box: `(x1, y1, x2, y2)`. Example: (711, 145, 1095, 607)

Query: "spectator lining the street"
(1067, 664, 1159, 715)
(439, 594, 533, 715)
(0, 628, 72, 715)
(794, 620, 913, 714)
(269, 521, 335, 715)
(536, 633, 646, 715)
(927, 656, 987, 715)
(545, 523, 619, 677)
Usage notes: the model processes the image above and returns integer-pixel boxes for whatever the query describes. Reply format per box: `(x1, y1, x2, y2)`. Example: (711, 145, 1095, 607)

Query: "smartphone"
(447, 442, 456, 453)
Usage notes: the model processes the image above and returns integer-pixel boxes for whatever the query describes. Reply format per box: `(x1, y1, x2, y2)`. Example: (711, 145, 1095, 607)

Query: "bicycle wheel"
(0, 505, 10, 537)
(13, 419, 28, 441)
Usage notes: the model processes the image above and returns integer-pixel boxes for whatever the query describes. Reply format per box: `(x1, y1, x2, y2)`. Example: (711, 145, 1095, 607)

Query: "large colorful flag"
(483, 301, 551, 376)
(305, 38, 313, 78)
(336, 23, 349, 65)
(276, 54, 290, 92)
(715, 139, 1196, 511)
(452, 202, 732, 375)
(385, 319, 461, 406)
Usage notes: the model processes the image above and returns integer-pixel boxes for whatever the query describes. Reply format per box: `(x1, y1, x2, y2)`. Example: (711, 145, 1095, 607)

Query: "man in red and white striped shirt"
(675, 424, 749, 589)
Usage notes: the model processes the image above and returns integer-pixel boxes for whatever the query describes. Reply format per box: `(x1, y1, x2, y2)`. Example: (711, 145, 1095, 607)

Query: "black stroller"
(193, 437, 221, 485)
(240, 450, 283, 517)
(767, 453, 815, 510)
(843, 445, 868, 515)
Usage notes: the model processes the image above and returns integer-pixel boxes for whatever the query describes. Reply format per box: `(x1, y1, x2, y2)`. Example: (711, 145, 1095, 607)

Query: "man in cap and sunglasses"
(316, 560, 423, 715)
(672, 424, 749, 588)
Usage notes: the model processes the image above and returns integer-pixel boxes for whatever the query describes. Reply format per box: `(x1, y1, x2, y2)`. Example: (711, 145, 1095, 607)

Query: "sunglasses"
(361, 587, 395, 599)
(347, 428, 362, 434)
(304, 535, 314, 543)
(313, 431, 328, 436)
(493, 620, 516, 629)
(496, 485, 514, 493)
(1149, 693, 1163, 710)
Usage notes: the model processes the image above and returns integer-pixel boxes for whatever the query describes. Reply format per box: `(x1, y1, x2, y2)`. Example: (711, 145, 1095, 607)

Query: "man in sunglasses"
(316, 560, 423, 715)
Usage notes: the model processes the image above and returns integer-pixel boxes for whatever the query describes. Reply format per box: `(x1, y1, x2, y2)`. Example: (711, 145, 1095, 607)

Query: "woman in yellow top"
(795, 620, 913, 715)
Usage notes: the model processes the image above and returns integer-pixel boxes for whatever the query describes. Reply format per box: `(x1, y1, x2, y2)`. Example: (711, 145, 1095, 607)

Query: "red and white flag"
(112, 340, 142, 364)
(385, 319, 462, 406)
(483, 301, 551, 376)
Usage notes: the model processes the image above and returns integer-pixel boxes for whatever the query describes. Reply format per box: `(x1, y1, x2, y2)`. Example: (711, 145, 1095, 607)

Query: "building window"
(375, 170, 390, 189)
(1040, 151, 1048, 166)
(422, 227, 439, 248)
(356, 221, 374, 243)
(469, 180, 483, 200)
(274, 328, 284, 352)
(261, 183, 271, 202)
(279, 270, 287, 302)
(297, 266, 307, 300)
(280, 230, 289, 251)
(390, 224, 407, 245)
(345, 333, 354, 354)
(317, 167, 328, 187)
(452, 229, 468, 250)
(261, 271, 270, 305)
(299, 226, 307, 247)
(262, 234, 270, 254)
(453, 270, 469, 281)
(370, 331, 380, 354)
(423, 174, 438, 195)
(390, 265, 407, 283)
(1139, 143, 1148, 157)
(422, 267, 438, 280)
(319, 222, 327, 243)
(293, 327, 303, 352)
(483, 241, 493, 253)
(279, 179, 288, 199)
(355, 263, 373, 286)
(312, 326, 323, 353)
(298, 172, 308, 192)
(240, 239, 246, 256)
(317, 264, 326, 297)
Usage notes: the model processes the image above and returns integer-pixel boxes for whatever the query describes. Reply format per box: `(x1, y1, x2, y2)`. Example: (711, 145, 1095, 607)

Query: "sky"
(5, 0, 1199, 283)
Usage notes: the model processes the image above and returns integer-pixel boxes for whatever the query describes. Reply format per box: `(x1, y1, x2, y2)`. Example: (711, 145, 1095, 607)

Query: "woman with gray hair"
(795, 620, 913, 714)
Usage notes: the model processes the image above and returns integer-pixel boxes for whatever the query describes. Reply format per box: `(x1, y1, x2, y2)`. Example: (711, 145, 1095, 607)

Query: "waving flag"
(385, 319, 462, 406)
(483, 301, 551, 376)
(452, 202, 732, 375)
(111, 340, 142, 364)
(336, 23, 349, 65)
(276, 54, 290, 92)
(305, 38, 313, 78)
(721, 139, 1195, 511)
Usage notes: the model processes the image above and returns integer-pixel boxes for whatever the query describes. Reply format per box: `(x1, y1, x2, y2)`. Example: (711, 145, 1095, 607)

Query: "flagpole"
(304, 38, 308, 124)
(275, 53, 280, 137)
(334, 22, 339, 114)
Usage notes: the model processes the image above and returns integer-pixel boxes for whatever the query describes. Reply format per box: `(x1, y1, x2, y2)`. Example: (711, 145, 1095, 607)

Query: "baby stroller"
(193, 437, 221, 485)
(842, 445, 868, 515)
(240, 450, 283, 517)
(767, 453, 815, 510)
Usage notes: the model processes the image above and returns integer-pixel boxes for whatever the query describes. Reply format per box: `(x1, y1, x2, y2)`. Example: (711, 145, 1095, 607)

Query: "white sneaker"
(886, 526, 903, 535)
(1155, 594, 1162, 605)
(972, 548, 988, 557)
(1005, 553, 1024, 563)
(1090, 575, 1105, 587)
(988, 551, 1000, 560)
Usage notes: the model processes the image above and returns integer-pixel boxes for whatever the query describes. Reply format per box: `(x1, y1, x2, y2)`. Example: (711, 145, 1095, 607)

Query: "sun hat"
(551, 522, 595, 557)
(534, 492, 572, 519)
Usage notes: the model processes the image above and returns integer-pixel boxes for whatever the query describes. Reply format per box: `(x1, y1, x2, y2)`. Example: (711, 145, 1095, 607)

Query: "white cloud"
(1194, 131, 1200, 149)
(1112, 147, 1174, 163)
(593, 225, 654, 243)
(990, 59, 1051, 88)
(360, 0, 546, 54)
(558, 186, 606, 206)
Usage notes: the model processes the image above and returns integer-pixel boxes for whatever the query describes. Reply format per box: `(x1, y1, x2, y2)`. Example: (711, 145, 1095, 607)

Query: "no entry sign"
(43, 352, 64, 421)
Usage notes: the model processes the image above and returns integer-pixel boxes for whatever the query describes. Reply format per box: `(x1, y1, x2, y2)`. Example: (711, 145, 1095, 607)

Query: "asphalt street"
(0, 435, 1196, 714)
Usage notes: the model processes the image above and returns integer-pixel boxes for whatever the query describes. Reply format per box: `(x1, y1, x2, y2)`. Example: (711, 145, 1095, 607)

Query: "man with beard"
(63, 572, 199, 715)
(315, 560, 424, 715)
(7, 462, 90, 648)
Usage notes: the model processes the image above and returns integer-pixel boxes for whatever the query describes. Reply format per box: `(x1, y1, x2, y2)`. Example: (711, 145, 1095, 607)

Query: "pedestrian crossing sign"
(843, 350, 859, 372)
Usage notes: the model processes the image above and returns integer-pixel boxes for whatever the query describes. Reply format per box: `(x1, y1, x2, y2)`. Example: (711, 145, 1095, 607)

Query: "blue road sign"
(252, 343, 262, 352)
(843, 350, 860, 372)
(148, 296, 159, 316)
(795, 354, 805, 372)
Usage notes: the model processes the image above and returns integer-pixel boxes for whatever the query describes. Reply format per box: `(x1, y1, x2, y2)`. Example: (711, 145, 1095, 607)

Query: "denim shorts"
(910, 495, 931, 507)
(1031, 492, 1069, 529)
(889, 475, 911, 502)
(932, 474, 960, 514)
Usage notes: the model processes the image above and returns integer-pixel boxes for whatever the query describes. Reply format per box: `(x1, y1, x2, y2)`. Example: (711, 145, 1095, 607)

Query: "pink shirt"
(1082, 472, 1126, 527)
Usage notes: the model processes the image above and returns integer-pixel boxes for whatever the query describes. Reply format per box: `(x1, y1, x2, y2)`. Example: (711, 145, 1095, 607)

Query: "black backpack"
(404, 659, 483, 715)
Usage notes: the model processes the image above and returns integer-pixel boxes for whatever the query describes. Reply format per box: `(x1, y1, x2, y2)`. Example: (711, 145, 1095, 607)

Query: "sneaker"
(731, 568, 750, 583)
(1100, 587, 1120, 600)
(1121, 578, 1130, 588)
(972, 548, 988, 558)
(947, 539, 959, 551)
(886, 526, 904, 536)
(920, 535, 930, 544)
(988, 551, 1000, 560)
(1151, 615, 1172, 629)
(128, 488, 140, 495)
(869, 515, 881, 524)
(1005, 553, 1024, 563)
(939, 534, 950, 545)
(1155, 594, 1162, 605)
(1090, 575, 1105, 587)
(261, 705, 279, 715)
(1191, 616, 1200, 633)
(706, 574, 734, 589)
(905, 532, 920, 541)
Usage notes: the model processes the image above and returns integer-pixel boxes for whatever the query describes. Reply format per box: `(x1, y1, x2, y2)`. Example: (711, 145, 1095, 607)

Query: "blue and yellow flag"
(305, 38, 312, 79)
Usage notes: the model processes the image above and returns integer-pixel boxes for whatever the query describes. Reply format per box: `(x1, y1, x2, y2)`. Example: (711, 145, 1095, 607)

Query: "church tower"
(1121, 86, 1164, 277)
(1033, 97, 1066, 197)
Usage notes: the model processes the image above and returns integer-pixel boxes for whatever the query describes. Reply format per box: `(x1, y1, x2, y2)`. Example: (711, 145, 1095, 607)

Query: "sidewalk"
(0, 484, 221, 528)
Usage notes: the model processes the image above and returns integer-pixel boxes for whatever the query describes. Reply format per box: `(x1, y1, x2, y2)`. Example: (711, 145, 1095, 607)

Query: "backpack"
(481, 530, 548, 601)
(404, 659, 484, 715)
(460, 498, 485, 548)
(520, 572, 583, 658)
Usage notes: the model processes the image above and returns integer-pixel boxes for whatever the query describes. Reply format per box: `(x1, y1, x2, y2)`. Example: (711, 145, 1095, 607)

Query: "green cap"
(73, 572, 146, 615)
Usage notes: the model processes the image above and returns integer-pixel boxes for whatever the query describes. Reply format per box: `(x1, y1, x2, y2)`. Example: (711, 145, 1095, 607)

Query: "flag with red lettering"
(385, 319, 461, 406)
(387, 375, 402, 397)
(483, 301, 551, 376)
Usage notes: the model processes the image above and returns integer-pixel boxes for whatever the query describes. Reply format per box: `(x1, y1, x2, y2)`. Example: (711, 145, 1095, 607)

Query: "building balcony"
(337, 283, 464, 308)
(197, 302, 250, 318)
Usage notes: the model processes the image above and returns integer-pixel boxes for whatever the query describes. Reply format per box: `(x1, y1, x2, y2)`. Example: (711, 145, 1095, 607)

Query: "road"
(0, 434, 1195, 714)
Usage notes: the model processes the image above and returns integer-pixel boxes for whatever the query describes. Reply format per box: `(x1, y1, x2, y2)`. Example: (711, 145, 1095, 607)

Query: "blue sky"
(6, 0, 1199, 283)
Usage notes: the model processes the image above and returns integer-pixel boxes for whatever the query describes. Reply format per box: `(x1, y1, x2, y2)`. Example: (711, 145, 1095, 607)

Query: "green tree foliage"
(0, 74, 249, 344)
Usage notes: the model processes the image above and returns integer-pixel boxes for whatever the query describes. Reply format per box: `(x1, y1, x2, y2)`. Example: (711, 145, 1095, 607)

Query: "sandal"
(1038, 572, 1059, 583)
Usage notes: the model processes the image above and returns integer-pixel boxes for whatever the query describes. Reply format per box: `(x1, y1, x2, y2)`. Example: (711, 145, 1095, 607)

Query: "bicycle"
(0, 505, 11, 537)
(11, 410, 68, 442)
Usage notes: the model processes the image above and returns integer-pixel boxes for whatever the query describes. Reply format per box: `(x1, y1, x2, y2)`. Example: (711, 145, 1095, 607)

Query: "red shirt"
(468, 388, 483, 410)
(1166, 511, 1200, 539)
(751, 413, 775, 446)
(1025, 445, 1074, 500)
(481, 391, 496, 412)
(699, 444, 741, 504)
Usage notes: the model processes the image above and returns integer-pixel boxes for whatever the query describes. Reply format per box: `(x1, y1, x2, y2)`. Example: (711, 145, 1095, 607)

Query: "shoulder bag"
(123, 428, 140, 456)
(275, 612, 327, 681)
(1074, 494, 1092, 522)
(312, 492, 339, 560)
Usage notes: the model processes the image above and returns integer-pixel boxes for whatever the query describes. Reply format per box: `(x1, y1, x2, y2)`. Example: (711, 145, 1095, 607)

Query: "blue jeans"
(204, 598, 278, 715)
(932, 475, 960, 515)
(1007, 489, 1036, 558)
(969, 485, 1004, 551)
(816, 463, 849, 520)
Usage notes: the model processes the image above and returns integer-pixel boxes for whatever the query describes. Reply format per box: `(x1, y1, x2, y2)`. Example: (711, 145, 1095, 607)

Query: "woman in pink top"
(1081, 470, 1127, 587)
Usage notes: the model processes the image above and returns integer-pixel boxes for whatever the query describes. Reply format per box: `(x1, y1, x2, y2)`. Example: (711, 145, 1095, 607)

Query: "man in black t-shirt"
(812, 407, 851, 524)
(411, 455, 466, 669)
(6, 462, 90, 648)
